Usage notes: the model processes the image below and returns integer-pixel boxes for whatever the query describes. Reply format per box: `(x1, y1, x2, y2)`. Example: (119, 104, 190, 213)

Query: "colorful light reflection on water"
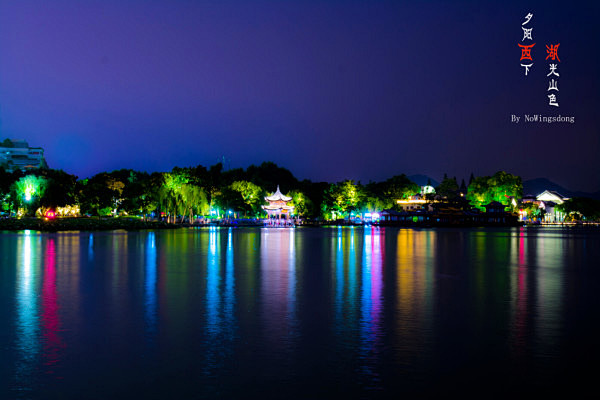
(1, 227, 599, 398)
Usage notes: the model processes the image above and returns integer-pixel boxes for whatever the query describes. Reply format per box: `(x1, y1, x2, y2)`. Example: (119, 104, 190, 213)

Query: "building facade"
(0, 139, 47, 172)
(536, 190, 569, 223)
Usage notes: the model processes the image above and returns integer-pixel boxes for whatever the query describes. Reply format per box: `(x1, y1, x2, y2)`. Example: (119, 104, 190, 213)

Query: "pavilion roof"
(265, 185, 292, 202)
(262, 205, 295, 211)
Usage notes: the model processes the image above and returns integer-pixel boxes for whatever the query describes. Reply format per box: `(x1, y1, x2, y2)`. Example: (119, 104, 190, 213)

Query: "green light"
(24, 185, 35, 202)
(15, 175, 48, 207)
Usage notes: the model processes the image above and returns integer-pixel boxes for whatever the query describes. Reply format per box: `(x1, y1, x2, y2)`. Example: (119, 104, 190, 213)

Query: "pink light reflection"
(41, 238, 64, 374)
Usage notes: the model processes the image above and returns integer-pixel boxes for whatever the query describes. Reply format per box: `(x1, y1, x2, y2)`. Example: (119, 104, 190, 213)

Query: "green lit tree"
(361, 195, 387, 213)
(467, 171, 522, 210)
(229, 180, 264, 217)
(0, 167, 17, 213)
(322, 180, 365, 220)
(287, 189, 313, 217)
(160, 169, 209, 223)
(11, 174, 49, 216)
(520, 202, 544, 221)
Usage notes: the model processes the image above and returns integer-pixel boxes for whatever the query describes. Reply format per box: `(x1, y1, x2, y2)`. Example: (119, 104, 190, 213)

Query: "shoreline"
(0, 217, 597, 232)
(0, 217, 179, 232)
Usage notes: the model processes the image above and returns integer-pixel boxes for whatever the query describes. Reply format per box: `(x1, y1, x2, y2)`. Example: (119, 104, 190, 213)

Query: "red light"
(45, 210, 56, 220)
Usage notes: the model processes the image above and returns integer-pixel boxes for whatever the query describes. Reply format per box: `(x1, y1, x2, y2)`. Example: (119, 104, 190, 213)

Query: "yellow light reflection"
(395, 229, 434, 362)
(535, 230, 564, 353)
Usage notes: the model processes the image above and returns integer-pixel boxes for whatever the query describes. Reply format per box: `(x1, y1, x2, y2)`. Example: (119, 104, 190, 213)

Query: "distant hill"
(408, 174, 439, 187)
(522, 178, 600, 200)
(522, 178, 570, 197)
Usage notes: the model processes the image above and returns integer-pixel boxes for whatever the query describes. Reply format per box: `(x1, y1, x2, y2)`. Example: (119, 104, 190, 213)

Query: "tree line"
(1, 161, 597, 222)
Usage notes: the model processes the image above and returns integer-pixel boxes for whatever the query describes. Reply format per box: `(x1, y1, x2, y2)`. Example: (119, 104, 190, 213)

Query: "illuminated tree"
(11, 174, 48, 215)
(467, 171, 522, 210)
(160, 170, 209, 223)
(287, 190, 313, 217)
(0, 167, 17, 213)
(230, 180, 264, 217)
(361, 195, 387, 213)
(520, 202, 544, 222)
(322, 180, 365, 220)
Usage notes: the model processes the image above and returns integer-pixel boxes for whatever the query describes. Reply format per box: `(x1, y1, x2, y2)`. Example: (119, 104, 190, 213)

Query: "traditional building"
(262, 186, 294, 223)
(535, 190, 569, 222)
(536, 190, 569, 204)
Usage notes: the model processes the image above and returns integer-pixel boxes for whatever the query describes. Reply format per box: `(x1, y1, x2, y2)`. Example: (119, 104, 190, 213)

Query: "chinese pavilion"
(263, 186, 294, 224)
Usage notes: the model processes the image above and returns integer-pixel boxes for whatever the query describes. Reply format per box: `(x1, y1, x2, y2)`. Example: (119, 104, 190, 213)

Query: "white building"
(0, 139, 46, 172)
(536, 190, 569, 205)
(536, 190, 569, 223)
(421, 185, 435, 195)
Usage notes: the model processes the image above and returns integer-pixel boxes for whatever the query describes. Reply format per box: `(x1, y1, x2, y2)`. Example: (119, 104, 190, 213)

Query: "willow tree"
(160, 171, 208, 223)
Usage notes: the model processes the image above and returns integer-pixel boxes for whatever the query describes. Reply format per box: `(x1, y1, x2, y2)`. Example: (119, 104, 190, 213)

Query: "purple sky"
(1, 0, 598, 191)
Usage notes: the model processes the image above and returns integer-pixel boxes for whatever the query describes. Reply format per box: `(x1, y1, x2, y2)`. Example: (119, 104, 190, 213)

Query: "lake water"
(1, 226, 599, 399)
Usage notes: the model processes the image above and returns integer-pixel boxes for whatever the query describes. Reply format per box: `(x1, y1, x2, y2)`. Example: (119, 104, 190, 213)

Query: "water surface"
(1, 227, 598, 398)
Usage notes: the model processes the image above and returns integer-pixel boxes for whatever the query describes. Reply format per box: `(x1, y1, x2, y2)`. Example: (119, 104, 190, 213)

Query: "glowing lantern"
(45, 209, 56, 220)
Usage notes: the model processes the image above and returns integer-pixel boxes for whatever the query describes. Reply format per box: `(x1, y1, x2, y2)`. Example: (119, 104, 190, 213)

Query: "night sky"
(0, 0, 598, 191)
